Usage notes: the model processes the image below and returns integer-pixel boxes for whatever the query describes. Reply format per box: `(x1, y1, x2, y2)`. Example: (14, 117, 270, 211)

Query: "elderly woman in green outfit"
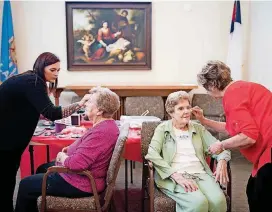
(145, 91, 230, 212)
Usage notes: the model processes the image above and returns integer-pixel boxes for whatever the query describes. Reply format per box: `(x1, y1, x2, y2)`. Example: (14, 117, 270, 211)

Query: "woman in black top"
(0, 52, 90, 211)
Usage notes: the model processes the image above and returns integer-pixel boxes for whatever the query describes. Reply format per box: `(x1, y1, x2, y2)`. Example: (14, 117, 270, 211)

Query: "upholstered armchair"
(71, 95, 81, 104)
(124, 96, 165, 120)
(37, 123, 130, 212)
(124, 96, 165, 183)
(191, 94, 229, 140)
(140, 121, 232, 212)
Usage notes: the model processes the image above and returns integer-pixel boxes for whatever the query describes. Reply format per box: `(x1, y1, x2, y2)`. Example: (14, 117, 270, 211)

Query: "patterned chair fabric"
(191, 94, 229, 140)
(141, 121, 231, 212)
(124, 96, 165, 120)
(37, 123, 130, 212)
(141, 121, 162, 158)
(154, 189, 175, 212)
(106, 123, 130, 185)
(191, 94, 224, 117)
(37, 196, 97, 211)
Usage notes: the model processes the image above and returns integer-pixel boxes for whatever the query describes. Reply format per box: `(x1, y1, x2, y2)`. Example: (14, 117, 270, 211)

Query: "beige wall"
(10, 0, 250, 89)
(6, 1, 272, 104)
(247, 1, 272, 91)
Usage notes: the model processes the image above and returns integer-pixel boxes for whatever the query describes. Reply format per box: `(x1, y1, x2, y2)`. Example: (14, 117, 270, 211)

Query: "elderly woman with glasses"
(15, 87, 120, 212)
(145, 91, 230, 212)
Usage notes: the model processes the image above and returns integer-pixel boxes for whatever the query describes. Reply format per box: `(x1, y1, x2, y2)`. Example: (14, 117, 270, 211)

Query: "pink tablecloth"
(20, 127, 142, 179)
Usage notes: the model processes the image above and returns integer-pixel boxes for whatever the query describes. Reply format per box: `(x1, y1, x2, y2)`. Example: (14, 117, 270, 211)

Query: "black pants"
(35, 161, 55, 174)
(0, 150, 22, 212)
(15, 162, 91, 212)
(246, 163, 272, 212)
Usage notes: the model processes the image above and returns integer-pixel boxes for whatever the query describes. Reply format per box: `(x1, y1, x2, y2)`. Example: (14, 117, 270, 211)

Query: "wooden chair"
(140, 121, 232, 212)
(37, 123, 130, 212)
(124, 96, 166, 183)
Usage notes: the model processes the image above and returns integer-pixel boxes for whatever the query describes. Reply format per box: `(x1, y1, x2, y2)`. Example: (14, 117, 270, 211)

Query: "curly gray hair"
(89, 86, 120, 118)
(165, 91, 190, 115)
(197, 60, 233, 91)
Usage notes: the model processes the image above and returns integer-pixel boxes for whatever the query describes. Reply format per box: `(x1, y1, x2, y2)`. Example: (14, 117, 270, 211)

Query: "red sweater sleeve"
(224, 86, 259, 140)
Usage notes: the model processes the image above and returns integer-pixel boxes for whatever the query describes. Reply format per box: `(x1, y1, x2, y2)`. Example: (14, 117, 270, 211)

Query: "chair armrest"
(147, 160, 154, 171)
(227, 161, 232, 193)
(209, 157, 215, 172)
(41, 166, 102, 212)
(147, 160, 155, 212)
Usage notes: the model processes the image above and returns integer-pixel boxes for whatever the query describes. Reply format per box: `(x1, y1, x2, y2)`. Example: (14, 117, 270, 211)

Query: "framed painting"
(66, 2, 152, 71)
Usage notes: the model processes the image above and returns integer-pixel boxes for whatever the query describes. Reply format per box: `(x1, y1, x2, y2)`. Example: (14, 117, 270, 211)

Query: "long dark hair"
(33, 52, 60, 93)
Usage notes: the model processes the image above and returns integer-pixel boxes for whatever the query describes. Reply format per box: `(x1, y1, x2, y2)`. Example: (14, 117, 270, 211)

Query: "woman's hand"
(62, 146, 68, 153)
(214, 159, 229, 186)
(171, 173, 198, 192)
(56, 152, 68, 165)
(208, 141, 224, 155)
(191, 106, 205, 123)
(61, 126, 87, 134)
(79, 94, 92, 107)
(60, 127, 75, 134)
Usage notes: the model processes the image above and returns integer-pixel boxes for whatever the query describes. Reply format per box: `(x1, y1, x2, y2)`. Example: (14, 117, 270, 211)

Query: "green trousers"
(161, 173, 227, 212)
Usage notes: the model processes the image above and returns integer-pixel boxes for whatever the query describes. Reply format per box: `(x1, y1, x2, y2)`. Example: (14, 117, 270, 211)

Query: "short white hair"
(89, 86, 120, 118)
(165, 91, 190, 114)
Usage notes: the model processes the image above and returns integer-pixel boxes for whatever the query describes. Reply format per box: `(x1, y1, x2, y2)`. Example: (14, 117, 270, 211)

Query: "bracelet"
(221, 142, 226, 151)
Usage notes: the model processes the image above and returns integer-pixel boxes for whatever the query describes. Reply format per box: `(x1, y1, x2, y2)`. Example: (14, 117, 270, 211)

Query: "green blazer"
(145, 120, 231, 192)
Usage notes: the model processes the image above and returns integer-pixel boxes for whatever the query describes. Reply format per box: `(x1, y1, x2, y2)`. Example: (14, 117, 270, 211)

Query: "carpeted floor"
(14, 149, 251, 212)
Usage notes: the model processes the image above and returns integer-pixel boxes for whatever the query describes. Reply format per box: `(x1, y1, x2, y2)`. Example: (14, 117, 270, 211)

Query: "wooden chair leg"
(125, 160, 128, 212)
(109, 197, 116, 212)
(227, 162, 232, 212)
(130, 160, 133, 183)
(141, 162, 146, 212)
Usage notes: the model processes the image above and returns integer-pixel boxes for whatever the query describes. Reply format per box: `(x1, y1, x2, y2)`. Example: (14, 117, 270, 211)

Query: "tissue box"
(120, 115, 161, 128)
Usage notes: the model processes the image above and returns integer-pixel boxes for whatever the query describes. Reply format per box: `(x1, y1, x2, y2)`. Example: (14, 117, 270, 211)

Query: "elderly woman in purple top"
(15, 87, 120, 212)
